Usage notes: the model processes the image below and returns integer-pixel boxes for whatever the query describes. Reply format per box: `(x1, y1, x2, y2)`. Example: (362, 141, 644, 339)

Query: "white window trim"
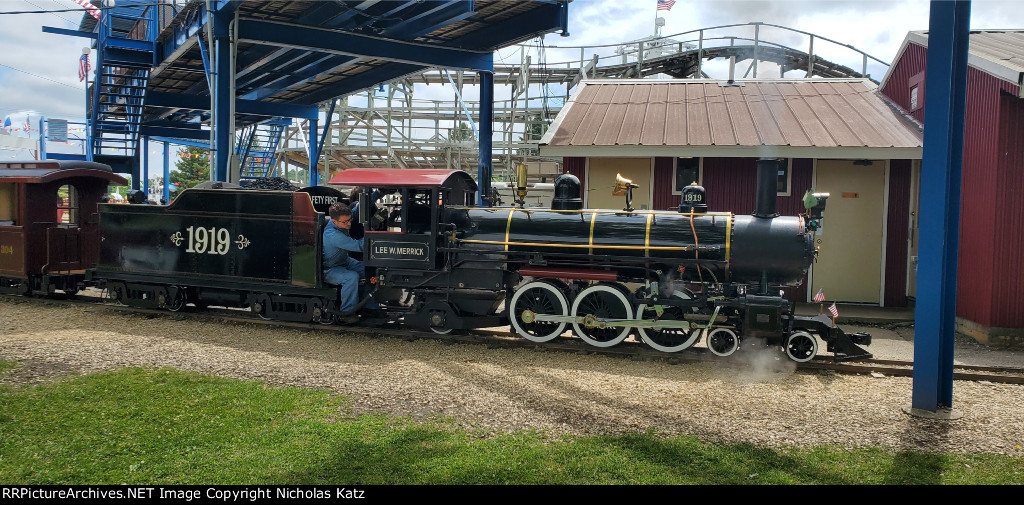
(671, 157, 704, 195)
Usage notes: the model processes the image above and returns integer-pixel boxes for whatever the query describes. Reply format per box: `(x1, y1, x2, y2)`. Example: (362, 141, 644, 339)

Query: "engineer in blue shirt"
(323, 202, 367, 318)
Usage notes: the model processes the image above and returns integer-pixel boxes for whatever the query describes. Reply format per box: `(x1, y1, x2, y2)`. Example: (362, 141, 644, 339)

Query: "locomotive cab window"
(673, 157, 702, 195)
(405, 188, 435, 234)
(57, 184, 79, 226)
(0, 183, 15, 225)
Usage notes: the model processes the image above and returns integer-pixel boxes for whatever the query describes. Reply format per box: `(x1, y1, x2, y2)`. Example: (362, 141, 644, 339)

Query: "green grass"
(0, 366, 1021, 484)
(0, 360, 17, 376)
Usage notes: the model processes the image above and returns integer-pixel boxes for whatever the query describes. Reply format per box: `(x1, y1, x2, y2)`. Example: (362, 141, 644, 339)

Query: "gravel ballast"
(1, 298, 1022, 457)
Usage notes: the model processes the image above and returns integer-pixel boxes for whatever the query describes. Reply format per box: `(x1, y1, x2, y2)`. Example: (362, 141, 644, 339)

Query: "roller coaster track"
(274, 22, 891, 178)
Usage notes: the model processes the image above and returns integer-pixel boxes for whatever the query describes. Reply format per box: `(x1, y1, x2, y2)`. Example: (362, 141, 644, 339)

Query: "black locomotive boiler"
(334, 159, 871, 362)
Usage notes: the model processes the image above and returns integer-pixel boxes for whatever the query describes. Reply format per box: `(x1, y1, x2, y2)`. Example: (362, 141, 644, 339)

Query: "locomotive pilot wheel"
(706, 327, 740, 357)
(509, 280, 569, 342)
(785, 331, 819, 362)
(571, 283, 634, 348)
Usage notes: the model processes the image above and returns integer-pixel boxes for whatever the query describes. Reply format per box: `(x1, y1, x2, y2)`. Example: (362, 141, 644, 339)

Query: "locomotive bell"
(612, 173, 637, 196)
(678, 182, 708, 214)
(551, 173, 583, 210)
(612, 173, 639, 212)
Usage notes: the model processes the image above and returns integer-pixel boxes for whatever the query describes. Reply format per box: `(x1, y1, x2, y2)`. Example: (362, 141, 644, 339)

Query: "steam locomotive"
(0, 159, 871, 363)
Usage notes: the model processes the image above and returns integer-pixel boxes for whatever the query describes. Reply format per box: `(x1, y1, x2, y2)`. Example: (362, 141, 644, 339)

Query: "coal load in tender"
(243, 177, 300, 191)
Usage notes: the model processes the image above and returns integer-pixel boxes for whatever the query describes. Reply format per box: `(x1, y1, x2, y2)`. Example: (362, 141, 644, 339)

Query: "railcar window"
(57, 185, 79, 226)
(0, 183, 15, 225)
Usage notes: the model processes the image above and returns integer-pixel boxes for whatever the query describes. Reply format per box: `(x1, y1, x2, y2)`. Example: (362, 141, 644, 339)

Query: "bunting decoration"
(71, 0, 102, 21)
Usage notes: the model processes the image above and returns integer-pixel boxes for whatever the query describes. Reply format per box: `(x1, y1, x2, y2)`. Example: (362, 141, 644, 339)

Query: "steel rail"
(5, 293, 1023, 385)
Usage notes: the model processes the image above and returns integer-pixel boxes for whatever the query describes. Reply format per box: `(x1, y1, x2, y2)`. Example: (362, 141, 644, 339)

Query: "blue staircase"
(236, 119, 290, 179)
(88, 5, 156, 175)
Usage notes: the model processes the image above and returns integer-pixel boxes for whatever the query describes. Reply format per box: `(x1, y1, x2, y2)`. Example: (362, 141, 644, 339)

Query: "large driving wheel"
(785, 331, 818, 362)
(636, 292, 700, 353)
(571, 283, 633, 347)
(509, 280, 569, 342)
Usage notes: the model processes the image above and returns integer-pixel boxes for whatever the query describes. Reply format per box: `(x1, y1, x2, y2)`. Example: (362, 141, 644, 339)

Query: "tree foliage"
(517, 114, 548, 157)
(169, 146, 210, 195)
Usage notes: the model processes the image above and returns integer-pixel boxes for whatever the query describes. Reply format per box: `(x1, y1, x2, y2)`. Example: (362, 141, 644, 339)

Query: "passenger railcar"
(0, 161, 128, 296)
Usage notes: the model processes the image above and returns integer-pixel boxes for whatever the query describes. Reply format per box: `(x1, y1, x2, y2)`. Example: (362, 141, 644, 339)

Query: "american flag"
(657, 0, 676, 11)
(813, 288, 826, 303)
(828, 302, 839, 319)
(78, 53, 91, 82)
(72, 0, 102, 21)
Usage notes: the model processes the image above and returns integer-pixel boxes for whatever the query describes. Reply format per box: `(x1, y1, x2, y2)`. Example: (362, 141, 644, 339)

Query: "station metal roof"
(540, 78, 924, 159)
(883, 30, 1024, 93)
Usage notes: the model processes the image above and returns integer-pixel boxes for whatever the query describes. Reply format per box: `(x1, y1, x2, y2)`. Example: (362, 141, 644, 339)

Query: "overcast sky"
(0, 0, 1019, 162)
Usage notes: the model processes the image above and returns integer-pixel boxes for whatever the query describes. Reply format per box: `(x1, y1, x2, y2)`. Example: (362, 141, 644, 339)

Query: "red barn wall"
(885, 160, 912, 307)
(562, 157, 586, 190)
(991, 91, 1024, 328)
(881, 43, 928, 123)
(881, 41, 1024, 326)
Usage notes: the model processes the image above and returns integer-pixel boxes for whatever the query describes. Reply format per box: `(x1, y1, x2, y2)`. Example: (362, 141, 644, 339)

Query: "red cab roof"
(328, 168, 477, 190)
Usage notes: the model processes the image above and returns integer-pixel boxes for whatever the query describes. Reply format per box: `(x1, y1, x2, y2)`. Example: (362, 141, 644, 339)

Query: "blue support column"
(910, 0, 971, 414)
(142, 136, 149, 194)
(316, 101, 337, 162)
(39, 117, 46, 160)
(212, 11, 233, 182)
(163, 140, 170, 204)
(477, 71, 493, 206)
(308, 118, 319, 186)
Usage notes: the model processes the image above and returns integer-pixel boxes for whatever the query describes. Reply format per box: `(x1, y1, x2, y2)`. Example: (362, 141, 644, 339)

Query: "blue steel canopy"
(54, 0, 568, 187)
(141, 0, 568, 126)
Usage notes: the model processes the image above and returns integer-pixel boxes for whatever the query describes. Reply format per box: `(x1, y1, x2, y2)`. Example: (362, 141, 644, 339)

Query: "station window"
(0, 183, 15, 225)
(672, 157, 702, 195)
(908, 71, 925, 112)
(776, 159, 791, 196)
(57, 185, 79, 226)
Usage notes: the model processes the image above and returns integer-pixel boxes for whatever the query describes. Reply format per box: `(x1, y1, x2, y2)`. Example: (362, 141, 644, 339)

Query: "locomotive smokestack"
(754, 158, 780, 218)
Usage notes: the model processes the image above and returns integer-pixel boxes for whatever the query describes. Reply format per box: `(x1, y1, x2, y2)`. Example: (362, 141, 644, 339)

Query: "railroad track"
(6, 293, 1024, 385)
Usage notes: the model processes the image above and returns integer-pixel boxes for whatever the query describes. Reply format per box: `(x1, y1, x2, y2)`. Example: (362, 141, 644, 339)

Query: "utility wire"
(0, 2, 168, 15)
(0, 62, 81, 90)
(25, 0, 77, 26)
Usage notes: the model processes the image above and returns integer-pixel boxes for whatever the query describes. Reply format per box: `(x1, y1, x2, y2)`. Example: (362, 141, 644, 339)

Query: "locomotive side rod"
(523, 306, 722, 331)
